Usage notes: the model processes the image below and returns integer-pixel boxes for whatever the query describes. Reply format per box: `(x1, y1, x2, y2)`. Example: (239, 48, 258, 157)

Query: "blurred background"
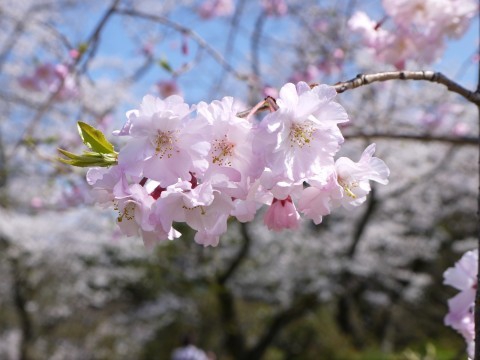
(0, 0, 478, 359)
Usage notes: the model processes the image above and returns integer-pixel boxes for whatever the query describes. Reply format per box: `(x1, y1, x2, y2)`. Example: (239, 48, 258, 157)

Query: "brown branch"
(214, 222, 253, 358)
(217, 222, 252, 285)
(237, 70, 480, 119)
(344, 132, 479, 146)
(474, 3, 480, 359)
(215, 283, 246, 358)
(347, 187, 376, 259)
(245, 293, 318, 360)
(78, 0, 121, 75)
(334, 71, 480, 105)
(11, 257, 33, 360)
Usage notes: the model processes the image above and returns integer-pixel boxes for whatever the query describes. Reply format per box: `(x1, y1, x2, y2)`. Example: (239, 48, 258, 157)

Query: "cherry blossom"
(254, 81, 348, 183)
(333, 144, 389, 209)
(117, 94, 210, 187)
(198, 0, 234, 19)
(264, 196, 301, 231)
(157, 80, 181, 98)
(298, 171, 343, 225)
(349, 1, 477, 68)
(82, 83, 389, 247)
(382, 0, 477, 39)
(261, 0, 288, 17)
(19, 63, 78, 100)
(444, 249, 477, 359)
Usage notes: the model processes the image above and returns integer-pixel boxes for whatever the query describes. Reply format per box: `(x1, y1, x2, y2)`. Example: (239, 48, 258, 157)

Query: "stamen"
(153, 130, 179, 159)
(338, 179, 358, 199)
(182, 205, 206, 215)
(289, 122, 316, 148)
(211, 135, 235, 166)
(117, 202, 135, 222)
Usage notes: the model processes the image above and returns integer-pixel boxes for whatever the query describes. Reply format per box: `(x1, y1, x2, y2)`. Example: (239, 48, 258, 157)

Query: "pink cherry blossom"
(86, 165, 181, 246)
(151, 180, 233, 247)
(298, 170, 343, 225)
(198, 0, 234, 19)
(19, 63, 78, 100)
(444, 249, 477, 359)
(157, 80, 181, 98)
(382, 0, 477, 39)
(117, 94, 210, 187)
(261, 0, 288, 17)
(350, 0, 476, 68)
(263, 86, 279, 98)
(333, 144, 389, 209)
(196, 97, 255, 188)
(254, 81, 348, 183)
(289, 64, 320, 84)
(264, 196, 300, 231)
(83, 81, 390, 249)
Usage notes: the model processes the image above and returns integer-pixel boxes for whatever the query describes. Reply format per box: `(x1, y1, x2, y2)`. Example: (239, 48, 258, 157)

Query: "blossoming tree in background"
(0, 0, 479, 359)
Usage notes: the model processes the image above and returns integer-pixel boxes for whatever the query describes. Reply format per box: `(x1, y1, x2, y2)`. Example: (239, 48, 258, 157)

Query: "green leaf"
(57, 148, 118, 168)
(58, 158, 106, 167)
(78, 42, 89, 55)
(158, 58, 173, 73)
(77, 122, 116, 154)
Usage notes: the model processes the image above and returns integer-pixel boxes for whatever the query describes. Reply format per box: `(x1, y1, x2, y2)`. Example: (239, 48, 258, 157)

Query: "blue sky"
(73, 1, 479, 109)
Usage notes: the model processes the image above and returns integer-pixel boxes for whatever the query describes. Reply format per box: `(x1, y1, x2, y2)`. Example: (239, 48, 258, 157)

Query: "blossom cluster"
(86, 82, 389, 248)
(348, 0, 478, 68)
(444, 249, 477, 359)
(198, 0, 288, 19)
(18, 62, 78, 101)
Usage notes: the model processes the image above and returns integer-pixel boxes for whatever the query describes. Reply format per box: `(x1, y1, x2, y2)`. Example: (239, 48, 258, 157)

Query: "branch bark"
(245, 293, 318, 360)
(474, 4, 480, 359)
(217, 222, 252, 285)
(214, 222, 252, 358)
(334, 71, 480, 105)
(475, 80, 480, 360)
(238, 70, 480, 119)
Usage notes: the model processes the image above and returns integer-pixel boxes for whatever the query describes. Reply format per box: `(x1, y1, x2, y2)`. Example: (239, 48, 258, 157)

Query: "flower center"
(115, 201, 136, 222)
(211, 135, 235, 166)
(338, 178, 358, 199)
(182, 204, 206, 215)
(289, 122, 315, 148)
(153, 130, 179, 159)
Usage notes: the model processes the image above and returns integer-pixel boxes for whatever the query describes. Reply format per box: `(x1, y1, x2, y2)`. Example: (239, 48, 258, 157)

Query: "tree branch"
(217, 222, 252, 285)
(474, 4, 480, 359)
(7, 0, 121, 158)
(246, 293, 318, 360)
(334, 71, 480, 105)
(345, 132, 478, 146)
(237, 70, 480, 119)
(115, 8, 251, 83)
(347, 187, 376, 258)
(214, 222, 252, 358)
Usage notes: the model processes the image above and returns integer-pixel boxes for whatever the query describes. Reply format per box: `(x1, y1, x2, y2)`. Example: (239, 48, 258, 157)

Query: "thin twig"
(236, 70, 480, 118)
(7, 0, 121, 158)
(334, 71, 480, 105)
(115, 8, 251, 83)
(475, 2, 480, 359)
(345, 132, 478, 146)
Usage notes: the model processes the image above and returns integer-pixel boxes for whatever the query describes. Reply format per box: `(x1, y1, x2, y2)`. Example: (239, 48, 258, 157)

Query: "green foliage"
(77, 121, 115, 155)
(158, 58, 174, 73)
(58, 122, 117, 167)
